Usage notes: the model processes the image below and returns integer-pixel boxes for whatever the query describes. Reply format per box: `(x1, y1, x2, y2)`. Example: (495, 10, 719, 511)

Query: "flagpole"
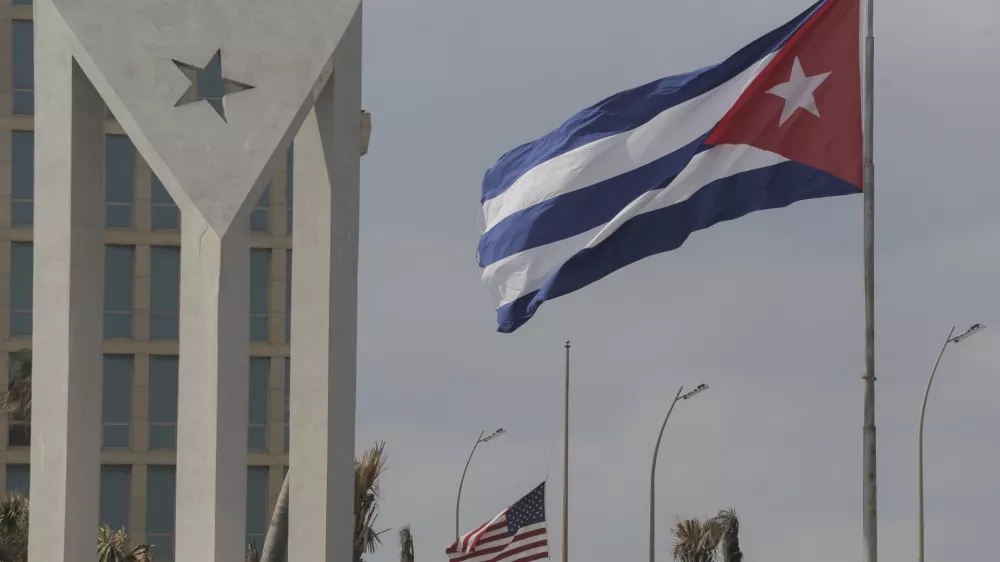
(862, 0, 877, 558)
(562, 340, 570, 562)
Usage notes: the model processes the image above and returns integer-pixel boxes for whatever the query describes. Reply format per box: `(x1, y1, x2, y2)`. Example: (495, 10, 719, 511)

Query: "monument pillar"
(29, 2, 106, 562)
(31, 0, 364, 560)
(288, 8, 362, 562)
(175, 211, 250, 562)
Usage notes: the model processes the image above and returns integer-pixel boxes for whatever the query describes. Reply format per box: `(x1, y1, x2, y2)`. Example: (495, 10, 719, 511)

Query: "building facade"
(0, 1, 351, 558)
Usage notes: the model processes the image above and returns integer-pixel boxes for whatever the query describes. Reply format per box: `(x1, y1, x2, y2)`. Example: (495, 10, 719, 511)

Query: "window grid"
(251, 186, 270, 233)
(150, 246, 180, 340)
(105, 135, 135, 229)
(102, 355, 133, 450)
(249, 249, 270, 341)
(11, 131, 33, 226)
(248, 357, 269, 452)
(150, 176, 180, 231)
(10, 242, 33, 337)
(104, 245, 135, 340)
(11, 20, 33, 115)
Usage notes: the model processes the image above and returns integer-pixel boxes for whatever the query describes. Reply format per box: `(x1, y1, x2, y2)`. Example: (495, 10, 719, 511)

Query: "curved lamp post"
(918, 323, 984, 562)
(650, 384, 708, 562)
(456, 428, 505, 540)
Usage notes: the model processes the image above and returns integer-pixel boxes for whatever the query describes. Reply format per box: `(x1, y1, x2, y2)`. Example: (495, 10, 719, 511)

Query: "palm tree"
(398, 525, 414, 562)
(97, 525, 154, 562)
(713, 510, 743, 562)
(0, 494, 29, 562)
(353, 441, 389, 562)
(0, 349, 32, 447)
(670, 510, 742, 562)
(259, 442, 391, 562)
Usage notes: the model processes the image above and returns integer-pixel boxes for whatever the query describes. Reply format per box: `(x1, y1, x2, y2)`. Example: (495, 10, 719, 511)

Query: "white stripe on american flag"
(447, 521, 548, 562)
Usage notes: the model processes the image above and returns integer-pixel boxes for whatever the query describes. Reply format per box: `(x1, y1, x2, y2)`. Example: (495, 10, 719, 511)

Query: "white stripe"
(482, 144, 786, 307)
(481, 52, 777, 233)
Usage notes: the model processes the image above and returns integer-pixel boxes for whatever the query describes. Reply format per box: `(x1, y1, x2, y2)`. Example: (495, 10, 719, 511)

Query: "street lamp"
(456, 428, 506, 540)
(918, 323, 984, 562)
(650, 384, 709, 562)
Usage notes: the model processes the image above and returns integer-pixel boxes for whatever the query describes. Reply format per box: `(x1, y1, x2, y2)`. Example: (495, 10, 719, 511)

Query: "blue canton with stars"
(507, 482, 546, 534)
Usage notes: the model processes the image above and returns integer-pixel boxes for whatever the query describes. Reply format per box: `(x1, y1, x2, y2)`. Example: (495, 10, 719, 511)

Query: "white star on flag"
(766, 56, 832, 126)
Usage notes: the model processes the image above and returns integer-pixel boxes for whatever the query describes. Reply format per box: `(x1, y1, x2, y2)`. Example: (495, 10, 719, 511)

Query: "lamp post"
(918, 323, 984, 562)
(456, 428, 505, 540)
(650, 384, 708, 562)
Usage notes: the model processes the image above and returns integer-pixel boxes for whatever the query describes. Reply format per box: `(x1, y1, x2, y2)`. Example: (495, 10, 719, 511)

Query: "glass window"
(5, 465, 29, 496)
(151, 176, 180, 230)
(285, 250, 291, 342)
(286, 144, 293, 233)
(11, 131, 33, 225)
(284, 358, 290, 452)
(146, 465, 175, 562)
(7, 353, 31, 447)
(150, 246, 180, 339)
(104, 245, 134, 339)
(12, 0, 32, 6)
(249, 249, 270, 341)
(100, 465, 131, 533)
(148, 356, 178, 450)
(102, 355, 133, 450)
(248, 357, 269, 452)
(11, 20, 33, 115)
(10, 242, 32, 337)
(105, 135, 134, 228)
(246, 467, 268, 551)
(197, 51, 225, 115)
(251, 186, 270, 232)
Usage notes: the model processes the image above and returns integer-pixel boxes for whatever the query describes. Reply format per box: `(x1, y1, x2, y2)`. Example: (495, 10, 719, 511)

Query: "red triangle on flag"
(707, 0, 863, 188)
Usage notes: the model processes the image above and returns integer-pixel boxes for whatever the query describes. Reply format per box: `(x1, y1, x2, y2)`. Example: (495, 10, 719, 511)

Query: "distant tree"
(670, 509, 743, 562)
(398, 525, 414, 562)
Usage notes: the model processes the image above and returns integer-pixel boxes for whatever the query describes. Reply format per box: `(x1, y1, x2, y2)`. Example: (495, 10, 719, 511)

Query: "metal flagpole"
(862, 0, 877, 557)
(562, 341, 570, 562)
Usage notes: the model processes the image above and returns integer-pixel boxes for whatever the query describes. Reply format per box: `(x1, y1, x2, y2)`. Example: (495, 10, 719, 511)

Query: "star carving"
(172, 49, 254, 122)
(766, 56, 831, 126)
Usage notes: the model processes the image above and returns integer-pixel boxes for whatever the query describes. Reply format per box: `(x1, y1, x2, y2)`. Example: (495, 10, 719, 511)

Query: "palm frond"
(354, 441, 388, 562)
(97, 525, 129, 562)
(0, 349, 32, 421)
(670, 516, 722, 562)
(711, 509, 742, 562)
(0, 494, 29, 562)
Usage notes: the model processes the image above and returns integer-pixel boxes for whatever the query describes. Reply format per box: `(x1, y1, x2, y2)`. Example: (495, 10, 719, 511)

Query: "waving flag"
(478, 0, 862, 333)
(446, 482, 548, 562)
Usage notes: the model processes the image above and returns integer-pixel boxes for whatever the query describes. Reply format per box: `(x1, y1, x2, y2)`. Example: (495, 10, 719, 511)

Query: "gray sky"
(352, 0, 999, 560)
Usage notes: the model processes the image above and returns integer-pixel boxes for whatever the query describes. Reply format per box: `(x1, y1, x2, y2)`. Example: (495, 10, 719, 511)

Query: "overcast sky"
(351, 0, 999, 560)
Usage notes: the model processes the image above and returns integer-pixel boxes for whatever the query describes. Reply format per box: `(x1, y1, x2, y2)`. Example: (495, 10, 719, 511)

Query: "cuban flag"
(478, 0, 862, 333)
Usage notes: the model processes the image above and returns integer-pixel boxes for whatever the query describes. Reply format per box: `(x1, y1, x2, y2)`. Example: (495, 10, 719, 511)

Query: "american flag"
(446, 482, 549, 562)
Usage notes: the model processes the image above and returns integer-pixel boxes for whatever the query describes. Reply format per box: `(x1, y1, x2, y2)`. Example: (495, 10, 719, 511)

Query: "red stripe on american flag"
(447, 516, 509, 554)
(487, 538, 549, 562)
(448, 528, 547, 562)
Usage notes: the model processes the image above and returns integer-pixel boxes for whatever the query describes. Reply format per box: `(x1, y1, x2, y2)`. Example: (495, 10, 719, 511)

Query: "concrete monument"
(29, 1, 363, 561)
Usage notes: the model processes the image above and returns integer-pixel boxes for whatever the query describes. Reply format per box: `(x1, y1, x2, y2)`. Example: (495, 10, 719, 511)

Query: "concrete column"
(288, 7, 362, 562)
(175, 210, 250, 562)
(28, 1, 106, 561)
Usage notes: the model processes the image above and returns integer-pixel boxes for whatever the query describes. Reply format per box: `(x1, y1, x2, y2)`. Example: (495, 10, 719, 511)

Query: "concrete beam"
(288, 7, 362, 562)
(175, 211, 250, 562)
(28, 2, 106, 561)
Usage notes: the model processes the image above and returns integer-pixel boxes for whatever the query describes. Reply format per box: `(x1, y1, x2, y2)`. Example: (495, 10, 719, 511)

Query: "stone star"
(765, 56, 831, 126)
(173, 49, 254, 122)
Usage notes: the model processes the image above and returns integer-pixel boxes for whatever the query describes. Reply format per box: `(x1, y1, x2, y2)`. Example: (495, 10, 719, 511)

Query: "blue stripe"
(480, 0, 827, 204)
(493, 161, 859, 333)
(478, 135, 710, 268)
